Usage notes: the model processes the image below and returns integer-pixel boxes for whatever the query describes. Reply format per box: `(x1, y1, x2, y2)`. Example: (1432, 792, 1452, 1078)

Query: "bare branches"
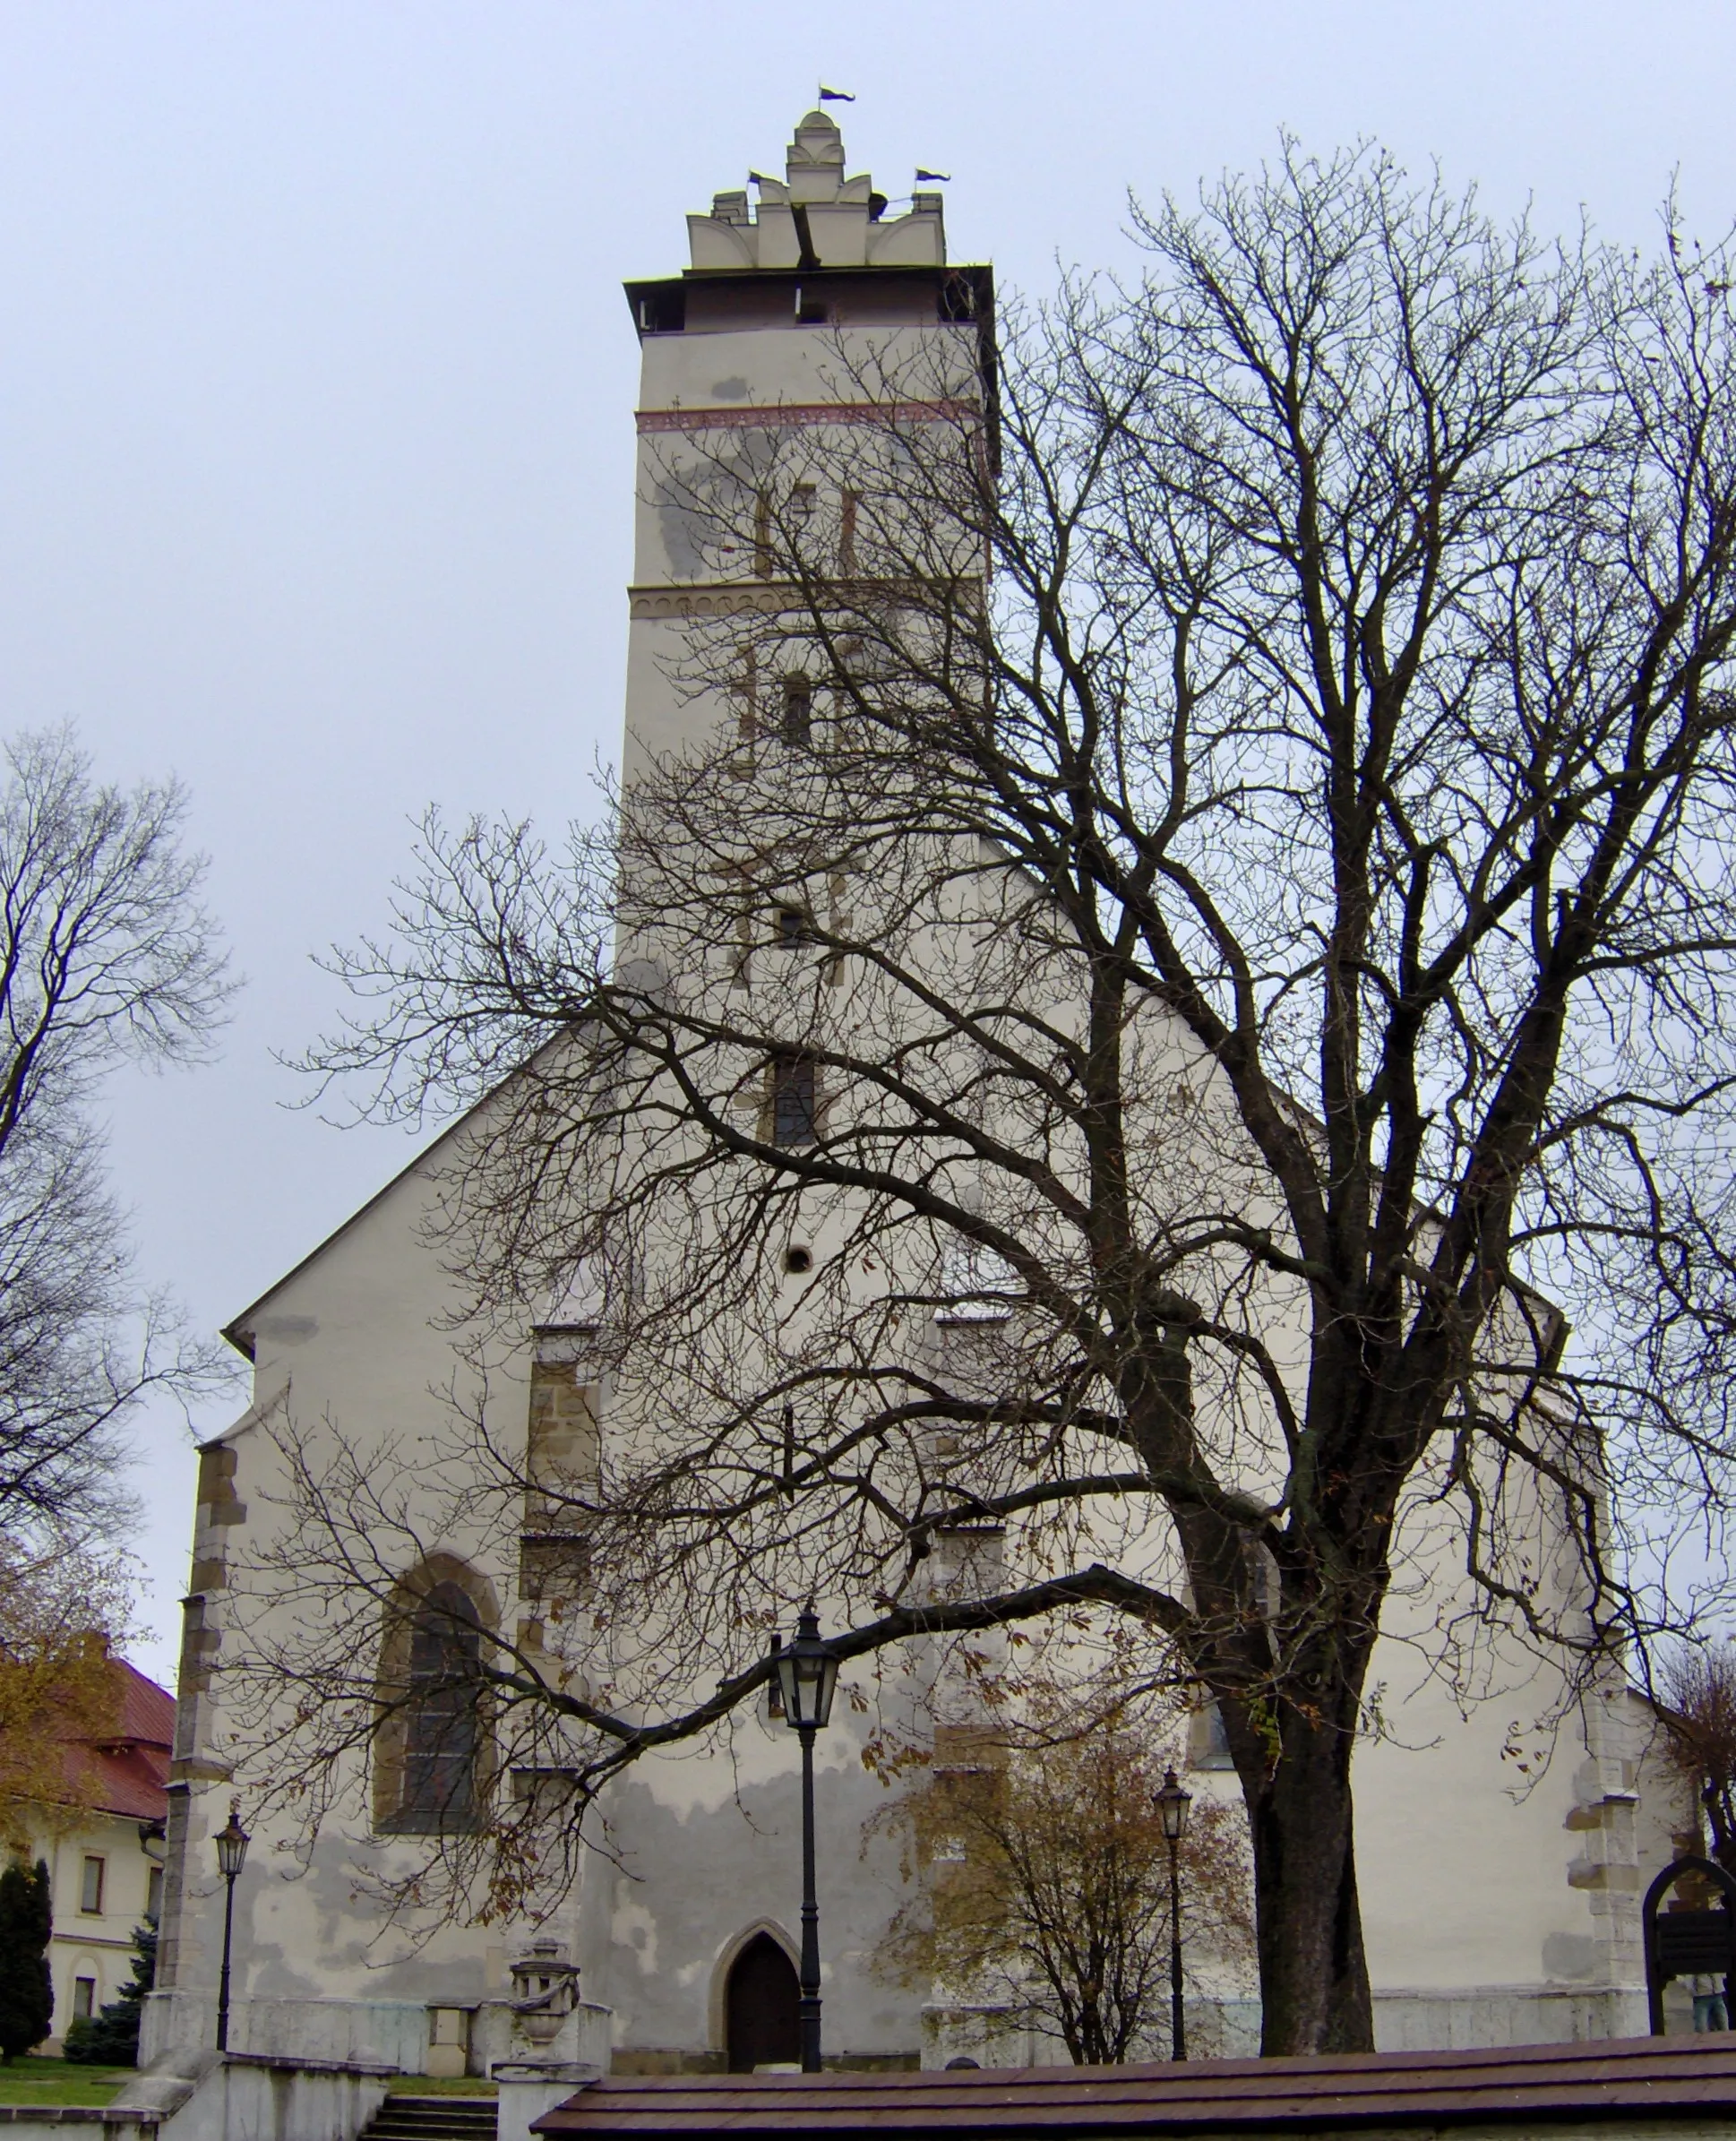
(270, 147, 1736, 2051)
(0, 727, 236, 1552)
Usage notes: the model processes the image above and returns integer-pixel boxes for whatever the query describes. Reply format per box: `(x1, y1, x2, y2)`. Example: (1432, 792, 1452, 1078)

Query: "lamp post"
(213, 1802, 250, 2054)
(774, 1606, 839, 2074)
(1155, 1767, 1192, 2062)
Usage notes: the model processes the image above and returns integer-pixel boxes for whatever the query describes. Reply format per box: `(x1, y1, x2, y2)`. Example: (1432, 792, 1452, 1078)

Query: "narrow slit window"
(771, 1053, 818, 1148)
(753, 494, 774, 579)
(780, 676, 812, 748)
(839, 490, 858, 573)
(734, 644, 758, 766)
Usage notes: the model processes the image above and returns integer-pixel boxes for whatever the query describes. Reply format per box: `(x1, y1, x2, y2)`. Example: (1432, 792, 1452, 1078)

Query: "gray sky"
(3, 0, 1733, 1685)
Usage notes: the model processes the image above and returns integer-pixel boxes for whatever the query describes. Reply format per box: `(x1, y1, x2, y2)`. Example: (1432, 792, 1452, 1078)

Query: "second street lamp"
(1155, 1767, 1192, 2062)
(212, 1802, 251, 2054)
(774, 1606, 839, 2074)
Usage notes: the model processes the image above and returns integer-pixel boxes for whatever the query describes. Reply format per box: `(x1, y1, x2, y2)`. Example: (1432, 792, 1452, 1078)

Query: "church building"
(145, 110, 1679, 2084)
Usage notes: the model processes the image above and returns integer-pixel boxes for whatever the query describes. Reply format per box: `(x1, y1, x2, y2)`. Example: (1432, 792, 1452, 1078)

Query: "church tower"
(618, 109, 993, 778)
(142, 111, 999, 2088)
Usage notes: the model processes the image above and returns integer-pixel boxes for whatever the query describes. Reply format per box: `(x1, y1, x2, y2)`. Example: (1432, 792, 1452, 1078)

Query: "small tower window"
(774, 906, 812, 949)
(770, 1054, 818, 1148)
(780, 677, 813, 748)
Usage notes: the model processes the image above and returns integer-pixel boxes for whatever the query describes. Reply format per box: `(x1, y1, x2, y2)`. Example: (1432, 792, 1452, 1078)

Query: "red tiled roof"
(108, 1660, 174, 1751)
(532, 2036, 1736, 2137)
(56, 1660, 173, 1824)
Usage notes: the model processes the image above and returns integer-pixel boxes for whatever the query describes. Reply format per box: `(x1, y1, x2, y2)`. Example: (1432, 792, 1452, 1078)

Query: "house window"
(774, 906, 811, 950)
(753, 494, 774, 579)
(73, 1977, 95, 2021)
(779, 676, 812, 748)
(80, 1857, 104, 1914)
(146, 1865, 164, 1922)
(770, 1054, 817, 1148)
(397, 1582, 483, 1831)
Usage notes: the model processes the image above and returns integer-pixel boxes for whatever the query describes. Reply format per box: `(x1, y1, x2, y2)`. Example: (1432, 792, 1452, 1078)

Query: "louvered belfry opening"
(725, 1933, 800, 2073)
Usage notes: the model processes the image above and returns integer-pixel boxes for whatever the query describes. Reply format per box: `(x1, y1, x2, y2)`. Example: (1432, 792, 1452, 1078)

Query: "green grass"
(0, 2056, 131, 2107)
(385, 2076, 498, 2096)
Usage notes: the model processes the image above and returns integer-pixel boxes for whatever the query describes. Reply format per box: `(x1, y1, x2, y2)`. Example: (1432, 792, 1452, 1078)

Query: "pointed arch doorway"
(725, 1931, 800, 2072)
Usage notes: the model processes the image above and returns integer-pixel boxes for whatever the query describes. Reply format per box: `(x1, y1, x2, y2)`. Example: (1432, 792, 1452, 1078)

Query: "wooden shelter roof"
(533, 2035, 1736, 2137)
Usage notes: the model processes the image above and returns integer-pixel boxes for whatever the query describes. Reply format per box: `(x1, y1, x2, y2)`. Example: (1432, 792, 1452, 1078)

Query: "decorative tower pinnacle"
(687, 111, 946, 272)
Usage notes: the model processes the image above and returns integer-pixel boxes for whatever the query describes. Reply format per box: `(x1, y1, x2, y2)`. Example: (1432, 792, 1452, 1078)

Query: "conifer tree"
(0, 1858, 53, 2060)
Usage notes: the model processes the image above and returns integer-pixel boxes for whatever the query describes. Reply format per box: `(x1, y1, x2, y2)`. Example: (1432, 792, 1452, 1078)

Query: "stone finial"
(788, 109, 846, 176)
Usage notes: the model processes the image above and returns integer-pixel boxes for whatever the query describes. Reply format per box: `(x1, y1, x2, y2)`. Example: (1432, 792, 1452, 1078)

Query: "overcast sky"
(4, 0, 1735, 1685)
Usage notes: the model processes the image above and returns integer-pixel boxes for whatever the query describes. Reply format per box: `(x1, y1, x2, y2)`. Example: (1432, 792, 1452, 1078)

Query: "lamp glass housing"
(775, 1608, 838, 1731)
(214, 1809, 251, 1880)
(1156, 1767, 1193, 1843)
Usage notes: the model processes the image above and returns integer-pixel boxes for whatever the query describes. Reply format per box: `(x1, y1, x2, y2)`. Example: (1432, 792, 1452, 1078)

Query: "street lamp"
(213, 1802, 250, 2054)
(1155, 1767, 1192, 2062)
(774, 1606, 839, 2074)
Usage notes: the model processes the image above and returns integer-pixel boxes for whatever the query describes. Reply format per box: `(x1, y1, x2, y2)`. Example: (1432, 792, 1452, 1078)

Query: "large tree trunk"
(1241, 1698, 1375, 2055)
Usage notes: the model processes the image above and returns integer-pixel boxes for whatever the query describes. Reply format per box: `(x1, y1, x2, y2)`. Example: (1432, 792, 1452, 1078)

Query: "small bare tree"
(0, 727, 236, 1556)
(872, 1703, 1253, 2064)
(1660, 1648, 1736, 1874)
(267, 143, 1736, 2054)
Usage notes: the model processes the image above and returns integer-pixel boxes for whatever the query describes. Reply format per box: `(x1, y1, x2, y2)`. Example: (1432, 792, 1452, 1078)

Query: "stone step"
(360, 2098, 499, 2141)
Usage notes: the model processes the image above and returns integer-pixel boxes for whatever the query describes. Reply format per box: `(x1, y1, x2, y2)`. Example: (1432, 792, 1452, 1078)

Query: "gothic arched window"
(379, 1577, 486, 1834)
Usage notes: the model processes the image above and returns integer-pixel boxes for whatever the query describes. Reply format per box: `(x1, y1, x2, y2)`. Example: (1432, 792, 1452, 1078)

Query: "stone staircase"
(358, 2094, 499, 2141)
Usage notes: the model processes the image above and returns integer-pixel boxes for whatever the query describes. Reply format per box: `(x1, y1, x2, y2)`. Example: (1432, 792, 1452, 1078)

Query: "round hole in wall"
(784, 1245, 813, 1274)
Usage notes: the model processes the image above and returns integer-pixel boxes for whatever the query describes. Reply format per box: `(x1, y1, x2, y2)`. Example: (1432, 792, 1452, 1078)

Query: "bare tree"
(1660, 1647, 1736, 1874)
(870, 1699, 1253, 2064)
(0, 727, 236, 1554)
(274, 142, 1736, 2053)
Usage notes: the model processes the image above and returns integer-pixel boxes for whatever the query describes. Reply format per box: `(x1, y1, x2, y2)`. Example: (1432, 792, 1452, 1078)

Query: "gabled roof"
(219, 1035, 585, 1361)
(219, 1119, 462, 1361)
(57, 1659, 173, 1824)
